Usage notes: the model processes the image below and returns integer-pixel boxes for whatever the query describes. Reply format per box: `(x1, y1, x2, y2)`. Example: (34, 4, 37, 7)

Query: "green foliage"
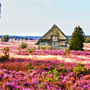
(69, 26, 85, 51)
(47, 68, 60, 82)
(27, 47, 35, 53)
(28, 62, 34, 70)
(40, 64, 68, 83)
(41, 72, 47, 79)
(52, 68, 58, 75)
(40, 45, 51, 50)
(45, 45, 51, 50)
(17, 47, 21, 53)
(27, 70, 30, 74)
(53, 76, 60, 81)
(19, 42, 28, 49)
(42, 69, 60, 82)
(1, 35, 9, 42)
(58, 63, 63, 69)
(73, 63, 86, 74)
(1, 55, 9, 60)
(48, 70, 52, 74)
(64, 48, 70, 54)
(60, 64, 63, 67)
(2, 47, 9, 55)
(85, 37, 90, 43)
(46, 77, 54, 82)
(42, 72, 46, 77)
(39, 82, 44, 88)
(58, 63, 67, 74)
(0, 47, 10, 61)
(40, 45, 45, 50)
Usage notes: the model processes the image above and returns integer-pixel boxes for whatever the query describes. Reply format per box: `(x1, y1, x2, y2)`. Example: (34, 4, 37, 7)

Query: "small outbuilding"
(36, 24, 70, 50)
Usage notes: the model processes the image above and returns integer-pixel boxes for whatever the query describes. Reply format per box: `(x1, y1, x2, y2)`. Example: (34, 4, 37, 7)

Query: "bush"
(45, 45, 51, 50)
(2, 47, 9, 56)
(17, 47, 21, 53)
(64, 48, 70, 54)
(27, 47, 35, 53)
(28, 62, 34, 70)
(40, 46, 45, 50)
(1, 55, 9, 60)
(0, 47, 10, 61)
(73, 63, 86, 74)
(19, 42, 28, 49)
(40, 45, 51, 50)
(85, 37, 90, 43)
(1, 35, 9, 42)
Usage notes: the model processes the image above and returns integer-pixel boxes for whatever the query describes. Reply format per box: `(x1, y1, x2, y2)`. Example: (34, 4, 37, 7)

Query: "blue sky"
(0, 0, 90, 36)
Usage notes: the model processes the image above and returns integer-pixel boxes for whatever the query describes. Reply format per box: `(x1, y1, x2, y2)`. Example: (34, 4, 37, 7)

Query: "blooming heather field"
(0, 39, 38, 55)
(0, 39, 90, 89)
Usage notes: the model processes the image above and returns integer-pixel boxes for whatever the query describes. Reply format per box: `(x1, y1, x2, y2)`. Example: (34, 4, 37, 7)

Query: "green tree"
(1, 35, 9, 42)
(69, 26, 85, 51)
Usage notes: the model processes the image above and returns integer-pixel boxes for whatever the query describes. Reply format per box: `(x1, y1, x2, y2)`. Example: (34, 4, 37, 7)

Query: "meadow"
(0, 39, 90, 90)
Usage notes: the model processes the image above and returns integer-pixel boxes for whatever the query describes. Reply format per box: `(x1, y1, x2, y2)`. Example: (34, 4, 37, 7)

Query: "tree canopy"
(1, 35, 9, 42)
(69, 26, 85, 51)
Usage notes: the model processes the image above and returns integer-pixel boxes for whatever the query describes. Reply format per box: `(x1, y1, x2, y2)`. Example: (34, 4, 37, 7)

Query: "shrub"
(85, 37, 90, 43)
(47, 68, 60, 82)
(40, 45, 51, 50)
(1, 55, 9, 60)
(1, 47, 10, 60)
(2, 47, 9, 56)
(1, 35, 9, 42)
(73, 63, 86, 74)
(27, 47, 35, 53)
(19, 42, 28, 49)
(28, 62, 34, 70)
(40, 46, 45, 50)
(45, 45, 51, 50)
(17, 47, 21, 53)
(64, 48, 70, 54)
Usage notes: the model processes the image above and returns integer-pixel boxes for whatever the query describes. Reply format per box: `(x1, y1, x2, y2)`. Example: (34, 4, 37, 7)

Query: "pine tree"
(69, 26, 85, 51)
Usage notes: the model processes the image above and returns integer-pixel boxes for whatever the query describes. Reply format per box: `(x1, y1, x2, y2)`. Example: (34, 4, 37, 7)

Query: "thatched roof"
(36, 24, 68, 44)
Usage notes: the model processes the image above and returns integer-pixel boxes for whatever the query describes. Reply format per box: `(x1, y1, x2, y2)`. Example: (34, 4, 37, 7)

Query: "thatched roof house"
(36, 24, 70, 50)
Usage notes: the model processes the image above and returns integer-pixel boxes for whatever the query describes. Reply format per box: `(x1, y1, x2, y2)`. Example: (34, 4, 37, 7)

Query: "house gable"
(36, 24, 68, 45)
(40, 24, 67, 40)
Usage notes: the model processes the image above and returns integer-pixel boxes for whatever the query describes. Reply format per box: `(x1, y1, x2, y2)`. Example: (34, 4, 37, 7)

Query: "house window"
(41, 40, 45, 45)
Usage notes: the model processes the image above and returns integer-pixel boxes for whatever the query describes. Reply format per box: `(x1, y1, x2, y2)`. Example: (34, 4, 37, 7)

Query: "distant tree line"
(0, 35, 34, 42)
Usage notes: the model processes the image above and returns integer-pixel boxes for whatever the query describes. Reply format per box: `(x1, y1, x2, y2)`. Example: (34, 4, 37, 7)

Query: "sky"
(0, 0, 90, 36)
